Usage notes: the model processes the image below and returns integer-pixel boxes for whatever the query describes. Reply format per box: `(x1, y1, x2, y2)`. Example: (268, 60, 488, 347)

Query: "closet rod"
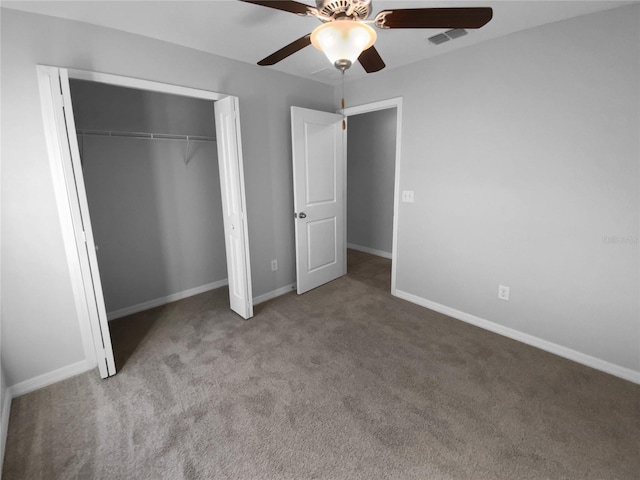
(76, 129, 215, 142)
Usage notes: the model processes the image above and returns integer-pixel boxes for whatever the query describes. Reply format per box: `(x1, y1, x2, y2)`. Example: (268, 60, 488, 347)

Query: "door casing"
(342, 97, 403, 295)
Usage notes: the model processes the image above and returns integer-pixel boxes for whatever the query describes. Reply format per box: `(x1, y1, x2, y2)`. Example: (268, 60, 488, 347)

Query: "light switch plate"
(402, 190, 414, 203)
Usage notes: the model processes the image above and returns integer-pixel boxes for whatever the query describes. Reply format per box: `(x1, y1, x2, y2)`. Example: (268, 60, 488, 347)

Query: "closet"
(69, 80, 228, 321)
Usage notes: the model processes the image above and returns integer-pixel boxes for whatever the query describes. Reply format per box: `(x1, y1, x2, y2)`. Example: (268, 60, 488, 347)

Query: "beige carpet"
(3, 250, 639, 479)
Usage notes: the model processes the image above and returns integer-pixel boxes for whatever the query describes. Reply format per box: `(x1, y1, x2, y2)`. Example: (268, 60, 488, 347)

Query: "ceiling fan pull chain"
(341, 70, 346, 130)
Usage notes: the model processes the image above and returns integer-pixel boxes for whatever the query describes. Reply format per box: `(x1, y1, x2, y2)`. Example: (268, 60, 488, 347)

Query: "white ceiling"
(3, 0, 635, 84)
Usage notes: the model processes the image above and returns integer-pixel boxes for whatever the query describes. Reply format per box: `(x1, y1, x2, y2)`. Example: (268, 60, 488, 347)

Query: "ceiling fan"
(239, 0, 493, 73)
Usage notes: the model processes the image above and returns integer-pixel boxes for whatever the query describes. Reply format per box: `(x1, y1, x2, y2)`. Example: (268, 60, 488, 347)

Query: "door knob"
(298, 212, 307, 219)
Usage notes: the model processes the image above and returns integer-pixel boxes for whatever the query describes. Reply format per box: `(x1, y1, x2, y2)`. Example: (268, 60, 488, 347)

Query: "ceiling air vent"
(428, 33, 449, 45)
(428, 29, 468, 46)
(445, 28, 468, 40)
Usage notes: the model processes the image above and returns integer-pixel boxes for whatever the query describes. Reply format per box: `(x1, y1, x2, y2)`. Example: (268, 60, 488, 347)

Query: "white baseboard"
(253, 283, 296, 305)
(8, 360, 95, 398)
(1, 385, 12, 476)
(394, 289, 640, 385)
(347, 243, 392, 260)
(107, 279, 229, 321)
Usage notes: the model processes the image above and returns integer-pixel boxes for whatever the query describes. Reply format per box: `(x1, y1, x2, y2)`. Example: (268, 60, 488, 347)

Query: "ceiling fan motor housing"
(316, 0, 371, 21)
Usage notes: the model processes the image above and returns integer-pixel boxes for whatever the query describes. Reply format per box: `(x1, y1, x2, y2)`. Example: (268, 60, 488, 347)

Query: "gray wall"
(81, 137, 225, 314)
(347, 108, 396, 255)
(0, 362, 8, 453)
(71, 82, 226, 314)
(70, 79, 216, 137)
(0, 8, 335, 387)
(342, 5, 640, 374)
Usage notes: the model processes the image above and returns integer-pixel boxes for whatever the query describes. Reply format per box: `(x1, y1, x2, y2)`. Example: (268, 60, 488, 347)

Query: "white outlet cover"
(402, 190, 414, 203)
(498, 285, 510, 301)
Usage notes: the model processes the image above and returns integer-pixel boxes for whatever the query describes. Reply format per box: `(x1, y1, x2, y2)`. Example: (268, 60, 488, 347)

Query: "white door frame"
(342, 97, 403, 295)
(37, 66, 253, 377)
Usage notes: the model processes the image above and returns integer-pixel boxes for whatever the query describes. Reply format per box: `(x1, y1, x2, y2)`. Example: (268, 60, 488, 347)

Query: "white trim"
(394, 289, 640, 385)
(343, 97, 402, 117)
(67, 68, 224, 100)
(8, 360, 95, 398)
(107, 279, 229, 321)
(342, 97, 402, 295)
(347, 243, 392, 259)
(253, 283, 296, 305)
(1, 386, 11, 474)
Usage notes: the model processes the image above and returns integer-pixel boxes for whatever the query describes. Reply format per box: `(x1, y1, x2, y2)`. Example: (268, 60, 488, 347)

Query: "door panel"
(58, 69, 116, 377)
(305, 123, 337, 205)
(215, 97, 253, 318)
(307, 217, 337, 271)
(291, 107, 345, 294)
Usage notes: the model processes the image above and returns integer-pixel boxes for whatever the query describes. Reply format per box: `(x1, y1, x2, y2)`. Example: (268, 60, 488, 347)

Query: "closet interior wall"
(69, 80, 227, 319)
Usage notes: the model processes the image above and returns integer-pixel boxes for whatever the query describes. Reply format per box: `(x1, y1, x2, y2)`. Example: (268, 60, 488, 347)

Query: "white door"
(57, 69, 117, 378)
(291, 106, 346, 294)
(215, 97, 254, 318)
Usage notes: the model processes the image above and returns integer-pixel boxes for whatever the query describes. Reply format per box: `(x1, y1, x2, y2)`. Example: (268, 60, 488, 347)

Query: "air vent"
(428, 33, 449, 45)
(427, 28, 468, 46)
(445, 28, 467, 40)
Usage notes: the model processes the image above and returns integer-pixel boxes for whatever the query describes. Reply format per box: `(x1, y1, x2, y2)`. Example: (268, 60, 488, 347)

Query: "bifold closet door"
(39, 66, 116, 378)
(214, 96, 253, 319)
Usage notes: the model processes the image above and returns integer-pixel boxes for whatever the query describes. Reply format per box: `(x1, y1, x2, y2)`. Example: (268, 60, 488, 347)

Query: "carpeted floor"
(3, 250, 639, 479)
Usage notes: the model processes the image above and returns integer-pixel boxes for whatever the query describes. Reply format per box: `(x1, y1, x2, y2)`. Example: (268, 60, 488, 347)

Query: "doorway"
(344, 98, 402, 294)
(345, 107, 397, 291)
(38, 66, 253, 379)
(289, 98, 402, 296)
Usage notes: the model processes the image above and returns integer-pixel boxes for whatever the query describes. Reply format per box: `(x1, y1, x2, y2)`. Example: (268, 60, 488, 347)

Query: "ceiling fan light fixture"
(310, 20, 376, 71)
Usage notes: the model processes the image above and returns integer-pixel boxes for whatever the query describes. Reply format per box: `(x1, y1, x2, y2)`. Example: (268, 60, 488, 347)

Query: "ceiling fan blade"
(238, 0, 313, 16)
(375, 8, 493, 29)
(358, 46, 385, 73)
(257, 34, 312, 66)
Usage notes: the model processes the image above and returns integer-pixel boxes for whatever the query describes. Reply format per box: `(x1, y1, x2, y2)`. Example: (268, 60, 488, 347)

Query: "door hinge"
(82, 231, 87, 243)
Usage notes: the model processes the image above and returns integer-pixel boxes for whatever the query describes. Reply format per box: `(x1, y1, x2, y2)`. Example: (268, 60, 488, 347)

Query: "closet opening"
(68, 79, 234, 369)
(37, 65, 254, 377)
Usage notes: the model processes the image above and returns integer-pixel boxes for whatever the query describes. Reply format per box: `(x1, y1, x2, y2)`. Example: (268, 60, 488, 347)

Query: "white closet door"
(55, 68, 116, 378)
(214, 96, 253, 319)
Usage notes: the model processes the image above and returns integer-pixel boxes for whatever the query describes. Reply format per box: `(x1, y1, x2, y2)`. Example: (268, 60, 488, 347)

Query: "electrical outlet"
(401, 190, 414, 203)
(271, 259, 278, 271)
(498, 285, 510, 301)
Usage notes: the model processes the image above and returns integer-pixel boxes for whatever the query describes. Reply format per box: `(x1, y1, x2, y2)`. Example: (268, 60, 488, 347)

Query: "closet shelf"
(76, 129, 215, 142)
